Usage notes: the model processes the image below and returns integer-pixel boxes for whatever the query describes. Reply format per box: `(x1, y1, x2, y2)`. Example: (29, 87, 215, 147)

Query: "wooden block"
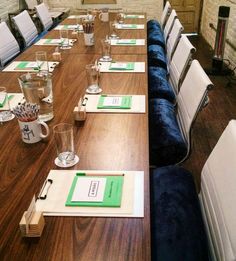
(19, 211, 45, 237)
(74, 106, 86, 121)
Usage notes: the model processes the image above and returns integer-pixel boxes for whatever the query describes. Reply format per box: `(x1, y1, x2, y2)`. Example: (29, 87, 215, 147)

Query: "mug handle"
(39, 121, 50, 139)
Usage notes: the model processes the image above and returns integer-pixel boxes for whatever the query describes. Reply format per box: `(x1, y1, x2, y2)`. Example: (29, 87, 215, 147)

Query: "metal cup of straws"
(13, 103, 50, 144)
(18, 73, 53, 122)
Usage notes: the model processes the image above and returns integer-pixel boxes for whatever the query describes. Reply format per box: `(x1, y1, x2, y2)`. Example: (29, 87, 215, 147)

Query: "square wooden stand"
(19, 211, 45, 237)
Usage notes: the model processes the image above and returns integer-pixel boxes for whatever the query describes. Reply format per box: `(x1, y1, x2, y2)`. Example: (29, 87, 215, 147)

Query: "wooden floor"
(181, 35, 236, 191)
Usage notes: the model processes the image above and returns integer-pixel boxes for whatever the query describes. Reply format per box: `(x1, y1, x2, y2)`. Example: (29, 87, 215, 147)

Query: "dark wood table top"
(0, 36, 150, 260)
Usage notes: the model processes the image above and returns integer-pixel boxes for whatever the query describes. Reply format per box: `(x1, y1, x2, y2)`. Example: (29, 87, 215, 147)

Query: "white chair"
(25, 0, 69, 20)
(150, 120, 236, 259)
(149, 60, 213, 166)
(12, 10, 38, 47)
(168, 35, 195, 94)
(160, 1, 171, 29)
(166, 18, 184, 62)
(0, 22, 20, 68)
(176, 60, 213, 160)
(199, 119, 236, 261)
(163, 9, 177, 42)
(35, 3, 53, 31)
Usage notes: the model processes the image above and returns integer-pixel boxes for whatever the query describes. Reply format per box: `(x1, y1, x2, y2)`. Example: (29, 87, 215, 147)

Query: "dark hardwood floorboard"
(181, 35, 236, 191)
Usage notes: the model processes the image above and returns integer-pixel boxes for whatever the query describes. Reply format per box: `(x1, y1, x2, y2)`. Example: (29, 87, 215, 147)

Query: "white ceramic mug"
(99, 11, 109, 22)
(18, 119, 50, 144)
(84, 33, 95, 46)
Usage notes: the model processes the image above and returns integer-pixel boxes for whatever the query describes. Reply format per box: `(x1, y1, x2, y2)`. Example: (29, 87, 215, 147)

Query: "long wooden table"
(0, 14, 150, 261)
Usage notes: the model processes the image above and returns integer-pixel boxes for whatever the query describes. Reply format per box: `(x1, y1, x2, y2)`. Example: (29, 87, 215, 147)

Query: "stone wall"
(201, 0, 236, 68)
(0, 0, 163, 24)
(0, 0, 19, 21)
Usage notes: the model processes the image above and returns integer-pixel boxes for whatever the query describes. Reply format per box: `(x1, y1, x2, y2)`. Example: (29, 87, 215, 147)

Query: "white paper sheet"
(68, 15, 88, 19)
(99, 62, 145, 73)
(36, 170, 144, 217)
(116, 24, 145, 30)
(74, 95, 146, 113)
(124, 14, 145, 19)
(0, 93, 24, 111)
(34, 39, 76, 46)
(54, 24, 83, 31)
(110, 39, 145, 46)
(71, 177, 106, 202)
(3, 61, 59, 73)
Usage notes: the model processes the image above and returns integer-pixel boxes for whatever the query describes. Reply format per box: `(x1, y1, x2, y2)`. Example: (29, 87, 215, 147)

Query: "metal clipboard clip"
(37, 179, 53, 200)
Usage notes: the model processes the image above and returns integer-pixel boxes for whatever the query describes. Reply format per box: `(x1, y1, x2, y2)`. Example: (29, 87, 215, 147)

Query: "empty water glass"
(109, 21, 119, 39)
(100, 39, 112, 62)
(116, 12, 124, 24)
(85, 64, 102, 94)
(35, 51, 49, 76)
(53, 123, 79, 168)
(60, 29, 70, 49)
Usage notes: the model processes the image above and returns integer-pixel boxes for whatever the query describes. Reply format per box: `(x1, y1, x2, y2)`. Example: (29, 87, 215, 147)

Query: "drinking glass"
(116, 12, 124, 24)
(85, 64, 102, 94)
(53, 123, 79, 167)
(35, 51, 48, 75)
(100, 39, 112, 62)
(60, 29, 70, 49)
(109, 21, 119, 39)
(0, 87, 14, 122)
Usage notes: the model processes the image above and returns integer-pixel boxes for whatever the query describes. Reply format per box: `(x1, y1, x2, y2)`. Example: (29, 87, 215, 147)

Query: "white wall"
(201, 0, 236, 68)
(44, 0, 163, 20)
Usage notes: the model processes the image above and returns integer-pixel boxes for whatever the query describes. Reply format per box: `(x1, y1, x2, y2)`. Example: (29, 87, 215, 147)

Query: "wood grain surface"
(0, 14, 150, 261)
(30, 15, 147, 55)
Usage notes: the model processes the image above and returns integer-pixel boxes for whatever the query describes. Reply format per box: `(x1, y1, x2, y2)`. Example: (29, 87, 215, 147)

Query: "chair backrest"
(164, 9, 177, 42)
(0, 22, 20, 67)
(169, 35, 196, 94)
(200, 120, 236, 261)
(35, 3, 53, 31)
(25, 0, 37, 10)
(166, 18, 184, 62)
(176, 60, 213, 155)
(160, 1, 171, 29)
(25, 0, 65, 19)
(12, 10, 38, 47)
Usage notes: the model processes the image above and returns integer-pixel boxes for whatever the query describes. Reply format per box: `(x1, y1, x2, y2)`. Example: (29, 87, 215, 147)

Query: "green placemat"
(0, 95, 14, 108)
(116, 39, 136, 45)
(66, 173, 124, 207)
(109, 62, 134, 71)
(122, 24, 137, 29)
(15, 62, 38, 70)
(97, 95, 132, 109)
(125, 15, 139, 18)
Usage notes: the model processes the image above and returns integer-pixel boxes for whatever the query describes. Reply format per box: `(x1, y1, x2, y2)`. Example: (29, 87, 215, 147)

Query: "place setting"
(3, 51, 59, 73)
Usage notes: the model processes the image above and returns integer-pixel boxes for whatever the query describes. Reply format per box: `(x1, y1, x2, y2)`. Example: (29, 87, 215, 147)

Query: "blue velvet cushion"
(151, 166, 209, 261)
(148, 71, 175, 103)
(148, 45, 167, 70)
(147, 31, 166, 49)
(147, 23, 163, 36)
(32, 30, 49, 45)
(149, 66, 167, 80)
(147, 20, 161, 31)
(149, 98, 187, 166)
